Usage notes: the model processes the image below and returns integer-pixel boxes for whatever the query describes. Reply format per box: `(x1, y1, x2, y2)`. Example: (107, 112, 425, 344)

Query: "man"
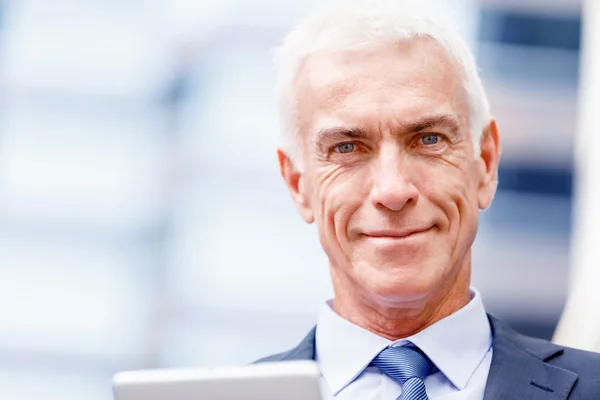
(256, 1, 600, 399)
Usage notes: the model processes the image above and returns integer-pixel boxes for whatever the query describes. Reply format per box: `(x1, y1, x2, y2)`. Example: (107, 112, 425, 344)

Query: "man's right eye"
(335, 143, 356, 153)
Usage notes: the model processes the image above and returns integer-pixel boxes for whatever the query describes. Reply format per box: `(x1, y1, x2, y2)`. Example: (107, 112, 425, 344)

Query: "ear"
(277, 149, 314, 223)
(477, 119, 501, 210)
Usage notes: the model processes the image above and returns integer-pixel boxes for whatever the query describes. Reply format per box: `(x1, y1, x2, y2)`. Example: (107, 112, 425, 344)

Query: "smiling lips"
(363, 226, 434, 239)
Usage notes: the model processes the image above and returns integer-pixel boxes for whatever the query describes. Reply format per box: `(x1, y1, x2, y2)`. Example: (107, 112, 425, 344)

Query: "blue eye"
(336, 143, 355, 153)
(421, 134, 440, 145)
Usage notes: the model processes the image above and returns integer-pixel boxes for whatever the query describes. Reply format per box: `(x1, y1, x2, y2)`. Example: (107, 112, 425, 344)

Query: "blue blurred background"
(0, 0, 583, 399)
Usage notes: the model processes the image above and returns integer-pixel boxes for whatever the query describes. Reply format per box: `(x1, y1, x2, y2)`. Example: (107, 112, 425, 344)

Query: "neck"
(331, 255, 472, 340)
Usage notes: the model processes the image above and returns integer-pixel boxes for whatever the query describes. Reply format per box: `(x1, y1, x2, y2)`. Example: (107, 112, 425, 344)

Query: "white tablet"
(112, 360, 322, 400)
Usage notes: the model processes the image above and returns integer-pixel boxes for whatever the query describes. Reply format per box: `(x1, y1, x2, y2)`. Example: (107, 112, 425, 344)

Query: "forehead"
(295, 37, 470, 136)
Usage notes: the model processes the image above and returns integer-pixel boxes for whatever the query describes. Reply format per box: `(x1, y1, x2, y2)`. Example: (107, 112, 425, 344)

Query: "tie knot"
(371, 346, 433, 384)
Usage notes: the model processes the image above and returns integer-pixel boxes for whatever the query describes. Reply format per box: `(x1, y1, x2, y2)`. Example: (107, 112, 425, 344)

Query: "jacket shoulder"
(515, 331, 600, 368)
(254, 349, 297, 363)
(253, 327, 317, 364)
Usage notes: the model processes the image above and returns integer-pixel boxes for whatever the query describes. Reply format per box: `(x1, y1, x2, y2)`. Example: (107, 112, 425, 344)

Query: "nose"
(369, 146, 420, 211)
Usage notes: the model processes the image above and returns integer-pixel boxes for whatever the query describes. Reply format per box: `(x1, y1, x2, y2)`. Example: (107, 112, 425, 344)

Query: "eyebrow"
(403, 114, 461, 135)
(315, 127, 369, 150)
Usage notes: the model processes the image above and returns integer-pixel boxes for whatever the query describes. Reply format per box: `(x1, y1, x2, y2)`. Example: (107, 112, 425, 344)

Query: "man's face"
(280, 38, 500, 305)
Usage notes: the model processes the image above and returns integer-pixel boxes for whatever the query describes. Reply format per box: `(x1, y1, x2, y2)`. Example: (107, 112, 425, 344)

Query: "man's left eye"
(335, 143, 356, 153)
(421, 134, 441, 145)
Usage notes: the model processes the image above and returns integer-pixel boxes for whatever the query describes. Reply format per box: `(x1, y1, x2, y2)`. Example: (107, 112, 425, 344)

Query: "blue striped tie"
(371, 346, 433, 400)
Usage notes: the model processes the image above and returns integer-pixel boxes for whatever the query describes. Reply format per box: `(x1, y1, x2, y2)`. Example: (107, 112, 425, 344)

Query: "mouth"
(362, 226, 435, 240)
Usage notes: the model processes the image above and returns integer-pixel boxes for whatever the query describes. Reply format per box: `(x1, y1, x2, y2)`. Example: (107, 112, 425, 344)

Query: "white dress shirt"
(315, 289, 493, 399)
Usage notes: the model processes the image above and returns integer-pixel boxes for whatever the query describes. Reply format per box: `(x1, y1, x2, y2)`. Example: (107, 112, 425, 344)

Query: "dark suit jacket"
(256, 315, 600, 399)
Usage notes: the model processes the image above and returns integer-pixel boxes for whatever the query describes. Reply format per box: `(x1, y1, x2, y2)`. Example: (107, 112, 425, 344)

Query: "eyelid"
(419, 132, 443, 138)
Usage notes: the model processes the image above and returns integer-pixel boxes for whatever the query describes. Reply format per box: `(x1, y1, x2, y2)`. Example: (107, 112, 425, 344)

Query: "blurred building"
(0, 0, 583, 399)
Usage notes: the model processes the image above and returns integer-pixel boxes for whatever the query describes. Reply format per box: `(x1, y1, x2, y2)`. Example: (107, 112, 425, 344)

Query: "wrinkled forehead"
(294, 37, 471, 138)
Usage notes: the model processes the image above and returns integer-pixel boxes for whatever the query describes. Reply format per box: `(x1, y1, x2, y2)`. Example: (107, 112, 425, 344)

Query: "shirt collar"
(315, 288, 492, 395)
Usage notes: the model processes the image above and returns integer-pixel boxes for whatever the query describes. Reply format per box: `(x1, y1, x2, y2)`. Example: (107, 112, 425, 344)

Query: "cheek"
(314, 168, 370, 246)
(416, 160, 479, 232)
(417, 167, 479, 268)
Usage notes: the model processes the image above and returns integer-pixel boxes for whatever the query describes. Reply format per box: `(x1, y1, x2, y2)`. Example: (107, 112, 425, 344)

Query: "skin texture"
(278, 37, 501, 340)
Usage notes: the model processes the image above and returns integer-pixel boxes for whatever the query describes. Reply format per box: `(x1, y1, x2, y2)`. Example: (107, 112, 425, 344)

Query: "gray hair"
(274, 0, 491, 169)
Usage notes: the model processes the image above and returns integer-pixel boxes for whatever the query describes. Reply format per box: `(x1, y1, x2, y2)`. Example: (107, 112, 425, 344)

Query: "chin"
(356, 261, 440, 303)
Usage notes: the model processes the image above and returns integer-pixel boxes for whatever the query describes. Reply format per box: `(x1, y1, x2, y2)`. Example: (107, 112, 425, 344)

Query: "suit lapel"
(484, 316, 578, 400)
